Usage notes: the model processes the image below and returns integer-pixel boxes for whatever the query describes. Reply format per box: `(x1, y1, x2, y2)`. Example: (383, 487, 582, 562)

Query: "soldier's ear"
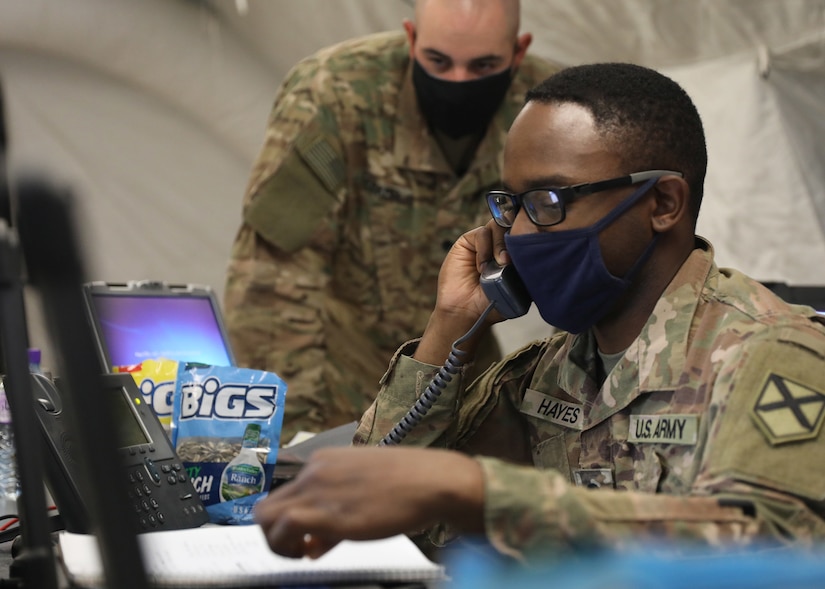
(403, 19, 417, 60)
(512, 33, 532, 70)
(650, 175, 690, 233)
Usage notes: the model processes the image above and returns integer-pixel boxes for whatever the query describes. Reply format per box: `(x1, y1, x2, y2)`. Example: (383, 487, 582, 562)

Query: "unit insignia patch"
(752, 373, 825, 445)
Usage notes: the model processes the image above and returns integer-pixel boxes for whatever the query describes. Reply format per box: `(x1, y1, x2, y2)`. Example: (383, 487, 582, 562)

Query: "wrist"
(431, 452, 485, 534)
(413, 308, 483, 365)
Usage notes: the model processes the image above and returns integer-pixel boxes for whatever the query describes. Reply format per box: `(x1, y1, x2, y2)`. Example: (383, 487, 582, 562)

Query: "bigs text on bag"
(171, 363, 287, 524)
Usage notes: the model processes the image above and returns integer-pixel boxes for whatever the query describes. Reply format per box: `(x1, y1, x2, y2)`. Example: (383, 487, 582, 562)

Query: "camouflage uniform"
(355, 238, 825, 560)
(224, 31, 560, 441)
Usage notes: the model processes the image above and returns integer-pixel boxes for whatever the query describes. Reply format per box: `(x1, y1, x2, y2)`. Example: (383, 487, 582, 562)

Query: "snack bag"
(114, 358, 179, 435)
(171, 363, 287, 525)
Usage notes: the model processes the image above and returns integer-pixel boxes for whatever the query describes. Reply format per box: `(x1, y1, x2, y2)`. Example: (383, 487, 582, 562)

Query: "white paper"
(59, 524, 444, 587)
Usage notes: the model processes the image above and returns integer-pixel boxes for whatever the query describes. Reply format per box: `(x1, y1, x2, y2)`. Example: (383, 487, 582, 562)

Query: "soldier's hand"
(254, 446, 485, 558)
(413, 221, 509, 365)
(435, 220, 509, 320)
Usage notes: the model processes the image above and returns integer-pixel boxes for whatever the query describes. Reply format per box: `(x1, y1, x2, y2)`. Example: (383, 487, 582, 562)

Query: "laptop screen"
(83, 281, 235, 370)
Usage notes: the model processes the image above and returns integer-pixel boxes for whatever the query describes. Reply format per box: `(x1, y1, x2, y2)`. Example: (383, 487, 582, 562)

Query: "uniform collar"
(557, 238, 716, 424)
(634, 237, 715, 391)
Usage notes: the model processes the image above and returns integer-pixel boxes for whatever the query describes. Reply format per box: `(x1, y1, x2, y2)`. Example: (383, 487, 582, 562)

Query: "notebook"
(82, 280, 236, 371)
(58, 524, 445, 588)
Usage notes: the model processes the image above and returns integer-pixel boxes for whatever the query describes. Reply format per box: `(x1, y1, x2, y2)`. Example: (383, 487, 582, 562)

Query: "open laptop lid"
(82, 280, 236, 371)
(762, 282, 825, 316)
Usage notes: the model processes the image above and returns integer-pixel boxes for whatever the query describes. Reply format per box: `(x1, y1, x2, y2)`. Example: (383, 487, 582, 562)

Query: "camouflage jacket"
(224, 31, 560, 441)
(355, 238, 825, 560)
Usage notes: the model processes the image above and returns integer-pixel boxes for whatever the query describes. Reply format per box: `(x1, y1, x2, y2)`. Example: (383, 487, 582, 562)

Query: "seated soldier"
(253, 62, 825, 562)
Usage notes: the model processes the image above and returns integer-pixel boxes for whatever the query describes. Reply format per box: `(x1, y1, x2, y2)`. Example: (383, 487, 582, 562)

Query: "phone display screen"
(108, 387, 152, 448)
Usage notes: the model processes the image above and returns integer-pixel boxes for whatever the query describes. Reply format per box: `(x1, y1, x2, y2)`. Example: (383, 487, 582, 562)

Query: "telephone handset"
(30, 371, 209, 533)
(379, 261, 531, 445)
(479, 260, 532, 319)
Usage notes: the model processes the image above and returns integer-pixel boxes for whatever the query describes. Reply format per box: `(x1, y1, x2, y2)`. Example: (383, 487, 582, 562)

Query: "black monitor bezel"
(81, 280, 236, 372)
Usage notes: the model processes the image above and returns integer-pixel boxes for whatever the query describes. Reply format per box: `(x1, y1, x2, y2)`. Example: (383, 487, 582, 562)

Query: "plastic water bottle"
(0, 349, 44, 516)
(0, 379, 19, 517)
(219, 423, 265, 502)
(28, 348, 42, 374)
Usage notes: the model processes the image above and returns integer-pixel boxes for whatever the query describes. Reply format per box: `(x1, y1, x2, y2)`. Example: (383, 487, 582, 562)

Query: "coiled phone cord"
(378, 301, 496, 446)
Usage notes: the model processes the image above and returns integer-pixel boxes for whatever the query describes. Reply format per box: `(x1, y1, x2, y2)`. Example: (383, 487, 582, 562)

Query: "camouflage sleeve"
(353, 339, 550, 448)
(353, 340, 466, 447)
(241, 57, 345, 251)
(224, 224, 331, 441)
(224, 57, 347, 441)
(477, 325, 825, 561)
(477, 457, 764, 561)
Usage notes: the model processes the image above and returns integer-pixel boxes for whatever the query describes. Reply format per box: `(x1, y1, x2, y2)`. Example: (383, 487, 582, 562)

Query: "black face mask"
(412, 59, 513, 139)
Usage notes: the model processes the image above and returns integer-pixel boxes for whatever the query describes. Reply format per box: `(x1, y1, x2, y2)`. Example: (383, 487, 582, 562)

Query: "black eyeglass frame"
(486, 169, 684, 228)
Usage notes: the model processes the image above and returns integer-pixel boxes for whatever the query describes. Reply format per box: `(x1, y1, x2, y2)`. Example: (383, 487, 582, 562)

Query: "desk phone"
(30, 371, 209, 533)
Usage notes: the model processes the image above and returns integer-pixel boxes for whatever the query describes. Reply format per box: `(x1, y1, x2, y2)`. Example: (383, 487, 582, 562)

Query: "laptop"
(761, 282, 825, 317)
(82, 281, 236, 372)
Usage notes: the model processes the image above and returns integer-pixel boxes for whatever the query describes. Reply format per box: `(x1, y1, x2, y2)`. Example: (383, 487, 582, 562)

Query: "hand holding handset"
(480, 260, 532, 319)
(380, 261, 531, 445)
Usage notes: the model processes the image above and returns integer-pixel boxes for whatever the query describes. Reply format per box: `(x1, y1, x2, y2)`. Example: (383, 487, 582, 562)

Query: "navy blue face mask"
(504, 178, 659, 334)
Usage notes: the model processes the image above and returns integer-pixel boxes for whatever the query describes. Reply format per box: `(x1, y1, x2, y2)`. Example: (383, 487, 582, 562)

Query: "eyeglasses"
(486, 169, 684, 228)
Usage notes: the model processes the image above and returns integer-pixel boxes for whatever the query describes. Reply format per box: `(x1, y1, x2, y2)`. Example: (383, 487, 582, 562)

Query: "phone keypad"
(126, 458, 207, 531)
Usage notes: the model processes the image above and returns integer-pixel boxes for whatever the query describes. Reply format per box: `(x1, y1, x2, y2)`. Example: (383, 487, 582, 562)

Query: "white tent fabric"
(1, 0, 824, 366)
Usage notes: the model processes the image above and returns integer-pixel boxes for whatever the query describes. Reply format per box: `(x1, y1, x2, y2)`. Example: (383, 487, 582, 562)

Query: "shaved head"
(405, 0, 529, 82)
(414, 0, 521, 41)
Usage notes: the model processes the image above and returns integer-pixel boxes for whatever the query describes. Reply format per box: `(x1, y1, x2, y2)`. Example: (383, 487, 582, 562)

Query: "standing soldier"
(224, 0, 560, 441)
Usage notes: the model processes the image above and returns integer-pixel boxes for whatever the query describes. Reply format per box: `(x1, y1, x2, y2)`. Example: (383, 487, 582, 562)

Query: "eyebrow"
(501, 175, 580, 192)
(421, 48, 451, 62)
(421, 48, 505, 66)
(469, 55, 505, 66)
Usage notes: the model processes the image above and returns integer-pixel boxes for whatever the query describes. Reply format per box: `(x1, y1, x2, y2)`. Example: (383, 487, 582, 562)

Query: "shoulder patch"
(752, 372, 825, 445)
(294, 132, 345, 195)
(706, 335, 825, 501)
(243, 134, 341, 253)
